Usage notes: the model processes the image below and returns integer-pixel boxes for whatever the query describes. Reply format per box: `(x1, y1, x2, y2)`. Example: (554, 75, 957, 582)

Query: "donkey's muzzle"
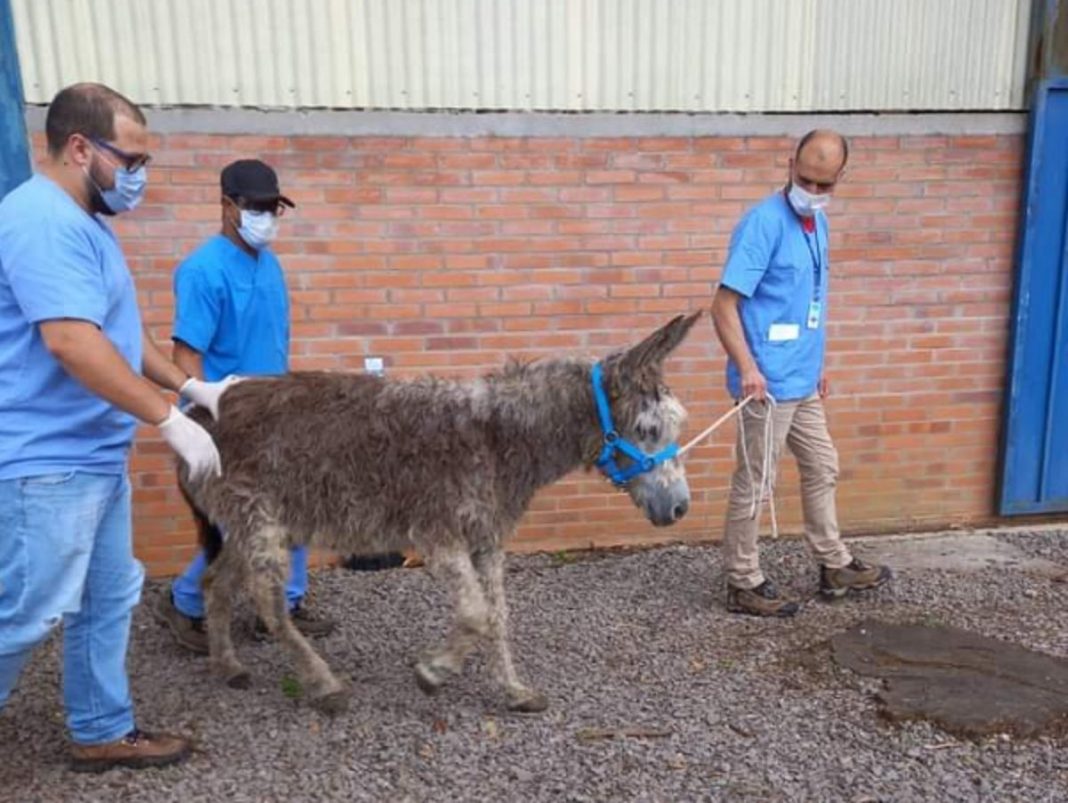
(646, 482, 690, 527)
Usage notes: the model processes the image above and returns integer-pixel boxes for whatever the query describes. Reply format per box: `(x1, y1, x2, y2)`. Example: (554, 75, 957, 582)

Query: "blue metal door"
(0, 0, 30, 199)
(1000, 78, 1068, 515)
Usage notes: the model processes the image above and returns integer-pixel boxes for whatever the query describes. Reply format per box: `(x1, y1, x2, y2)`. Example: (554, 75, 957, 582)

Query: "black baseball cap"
(220, 159, 295, 208)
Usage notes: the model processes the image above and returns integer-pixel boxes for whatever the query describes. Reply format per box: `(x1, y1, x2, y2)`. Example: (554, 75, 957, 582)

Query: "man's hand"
(819, 376, 830, 398)
(158, 406, 223, 480)
(741, 365, 768, 401)
(180, 375, 244, 420)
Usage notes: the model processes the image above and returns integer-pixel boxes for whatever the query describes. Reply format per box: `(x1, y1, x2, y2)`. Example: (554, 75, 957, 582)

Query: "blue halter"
(591, 362, 679, 487)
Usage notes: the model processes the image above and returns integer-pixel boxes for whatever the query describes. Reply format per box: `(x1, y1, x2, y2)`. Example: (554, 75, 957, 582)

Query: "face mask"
(787, 182, 830, 217)
(84, 159, 147, 215)
(238, 209, 279, 250)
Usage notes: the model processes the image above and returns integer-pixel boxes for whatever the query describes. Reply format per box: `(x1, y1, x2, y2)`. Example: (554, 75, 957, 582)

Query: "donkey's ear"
(654, 310, 702, 360)
(621, 311, 702, 375)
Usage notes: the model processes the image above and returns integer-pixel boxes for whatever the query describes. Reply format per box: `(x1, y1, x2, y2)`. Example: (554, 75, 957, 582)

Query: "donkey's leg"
(414, 547, 490, 695)
(472, 546, 548, 713)
(202, 546, 250, 689)
(247, 527, 347, 714)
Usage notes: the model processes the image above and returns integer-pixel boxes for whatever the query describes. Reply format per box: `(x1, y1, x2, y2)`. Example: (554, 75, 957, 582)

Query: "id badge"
(807, 301, 821, 329)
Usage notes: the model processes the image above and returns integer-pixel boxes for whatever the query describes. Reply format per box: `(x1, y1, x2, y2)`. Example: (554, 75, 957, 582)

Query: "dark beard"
(84, 161, 116, 216)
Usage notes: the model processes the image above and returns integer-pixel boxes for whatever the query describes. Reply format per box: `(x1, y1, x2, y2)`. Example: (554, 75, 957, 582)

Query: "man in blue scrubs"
(154, 159, 335, 652)
(0, 83, 235, 771)
(711, 130, 892, 617)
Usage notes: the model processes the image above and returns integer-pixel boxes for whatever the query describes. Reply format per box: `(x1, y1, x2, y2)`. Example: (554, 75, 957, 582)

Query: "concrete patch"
(850, 533, 1066, 577)
(831, 620, 1068, 738)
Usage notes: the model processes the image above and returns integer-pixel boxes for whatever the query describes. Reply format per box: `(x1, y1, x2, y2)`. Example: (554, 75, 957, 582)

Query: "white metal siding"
(11, 0, 1034, 112)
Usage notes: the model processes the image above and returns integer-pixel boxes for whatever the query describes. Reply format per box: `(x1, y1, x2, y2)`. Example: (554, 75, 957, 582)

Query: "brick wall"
(30, 129, 1024, 576)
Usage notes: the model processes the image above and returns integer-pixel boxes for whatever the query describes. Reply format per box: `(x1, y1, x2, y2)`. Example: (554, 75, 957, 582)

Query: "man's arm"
(173, 340, 204, 381)
(142, 327, 190, 392)
(710, 286, 768, 401)
(41, 320, 172, 424)
(41, 320, 222, 479)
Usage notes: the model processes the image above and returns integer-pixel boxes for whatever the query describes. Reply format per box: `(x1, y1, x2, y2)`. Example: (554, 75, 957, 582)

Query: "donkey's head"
(591, 311, 701, 527)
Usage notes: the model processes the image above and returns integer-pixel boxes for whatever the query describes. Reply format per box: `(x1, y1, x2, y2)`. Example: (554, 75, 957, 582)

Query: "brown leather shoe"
(820, 558, 893, 599)
(726, 580, 800, 618)
(290, 605, 337, 637)
(153, 589, 209, 655)
(255, 604, 337, 640)
(70, 728, 191, 773)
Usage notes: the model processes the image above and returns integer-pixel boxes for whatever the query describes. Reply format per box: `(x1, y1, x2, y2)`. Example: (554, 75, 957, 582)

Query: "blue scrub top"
(719, 191, 830, 402)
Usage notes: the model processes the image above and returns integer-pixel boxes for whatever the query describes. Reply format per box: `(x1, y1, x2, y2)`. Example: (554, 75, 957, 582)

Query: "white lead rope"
(739, 395, 779, 539)
(679, 393, 779, 539)
(678, 395, 754, 456)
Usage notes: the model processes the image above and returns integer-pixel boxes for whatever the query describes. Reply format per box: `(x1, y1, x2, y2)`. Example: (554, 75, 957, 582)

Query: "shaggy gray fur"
(179, 313, 700, 713)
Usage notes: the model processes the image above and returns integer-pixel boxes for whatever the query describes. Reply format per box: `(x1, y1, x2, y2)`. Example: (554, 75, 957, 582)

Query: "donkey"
(177, 312, 701, 714)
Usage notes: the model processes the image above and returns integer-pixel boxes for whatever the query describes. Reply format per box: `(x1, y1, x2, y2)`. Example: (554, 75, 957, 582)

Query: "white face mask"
(788, 182, 830, 217)
(237, 209, 279, 250)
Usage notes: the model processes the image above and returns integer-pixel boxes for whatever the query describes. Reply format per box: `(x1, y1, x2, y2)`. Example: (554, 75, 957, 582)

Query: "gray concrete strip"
(24, 106, 1026, 138)
(851, 532, 1067, 577)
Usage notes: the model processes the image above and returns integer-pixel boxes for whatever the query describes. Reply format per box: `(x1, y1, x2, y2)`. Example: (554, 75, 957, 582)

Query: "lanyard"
(802, 222, 822, 303)
(784, 189, 824, 303)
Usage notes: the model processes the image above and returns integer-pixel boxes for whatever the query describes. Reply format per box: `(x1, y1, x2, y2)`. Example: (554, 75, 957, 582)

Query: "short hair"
(795, 130, 850, 169)
(45, 83, 146, 156)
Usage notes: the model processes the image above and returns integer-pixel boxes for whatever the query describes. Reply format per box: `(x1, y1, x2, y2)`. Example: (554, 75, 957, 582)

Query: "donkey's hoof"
(507, 689, 549, 713)
(226, 670, 252, 689)
(413, 662, 445, 695)
(311, 689, 349, 716)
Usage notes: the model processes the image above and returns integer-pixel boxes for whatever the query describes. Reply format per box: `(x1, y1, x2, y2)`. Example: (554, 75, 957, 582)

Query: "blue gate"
(1000, 77, 1068, 515)
(0, 0, 30, 199)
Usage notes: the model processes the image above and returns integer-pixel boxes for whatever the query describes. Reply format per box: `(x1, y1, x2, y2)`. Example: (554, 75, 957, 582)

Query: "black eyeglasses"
(89, 136, 152, 171)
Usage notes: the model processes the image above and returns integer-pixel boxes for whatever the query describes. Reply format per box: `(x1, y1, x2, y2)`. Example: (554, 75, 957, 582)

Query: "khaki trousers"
(723, 393, 852, 589)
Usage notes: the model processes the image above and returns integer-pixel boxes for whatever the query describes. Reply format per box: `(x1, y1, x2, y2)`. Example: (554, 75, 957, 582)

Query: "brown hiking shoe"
(820, 558, 893, 599)
(726, 580, 800, 618)
(255, 604, 337, 640)
(70, 728, 190, 773)
(153, 590, 209, 655)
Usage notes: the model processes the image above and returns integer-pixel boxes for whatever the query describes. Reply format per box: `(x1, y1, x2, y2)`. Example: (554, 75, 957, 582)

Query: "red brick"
(425, 303, 479, 318)
(614, 186, 666, 201)
(323, 187, 384, 204)
(587, 170, 636, 184)
(528, 171, 582, 186)
(472, 170, 527, 186)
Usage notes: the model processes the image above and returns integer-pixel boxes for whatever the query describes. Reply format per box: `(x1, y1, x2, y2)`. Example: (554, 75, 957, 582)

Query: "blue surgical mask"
(85, 162, 147, 215)
(103, 165, 147, 213)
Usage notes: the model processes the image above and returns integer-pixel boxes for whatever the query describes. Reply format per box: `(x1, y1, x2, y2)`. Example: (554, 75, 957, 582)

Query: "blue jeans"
(172, 544, 308, 619)
(0, 472, 143, 745)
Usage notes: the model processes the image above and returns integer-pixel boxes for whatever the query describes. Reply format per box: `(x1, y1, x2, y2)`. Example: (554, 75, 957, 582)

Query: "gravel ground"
(3, 529, 1068, 802)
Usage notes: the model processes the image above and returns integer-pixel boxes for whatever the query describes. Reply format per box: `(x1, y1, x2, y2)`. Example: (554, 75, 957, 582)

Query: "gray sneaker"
(153, 590, 209, 655)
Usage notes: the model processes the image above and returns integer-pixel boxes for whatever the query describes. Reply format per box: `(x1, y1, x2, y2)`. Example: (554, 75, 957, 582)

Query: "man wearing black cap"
(154, 159, 336, 651)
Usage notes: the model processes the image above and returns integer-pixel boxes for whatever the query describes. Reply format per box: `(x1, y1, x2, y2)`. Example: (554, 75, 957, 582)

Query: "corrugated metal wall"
(12, 0, 1034, 112)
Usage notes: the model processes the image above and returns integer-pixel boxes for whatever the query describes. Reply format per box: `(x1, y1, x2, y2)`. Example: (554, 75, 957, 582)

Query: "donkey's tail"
(177, 481, 225, 564)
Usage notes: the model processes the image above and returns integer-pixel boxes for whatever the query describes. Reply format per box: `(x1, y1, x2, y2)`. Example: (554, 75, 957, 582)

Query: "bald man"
(710, 129, 892, 617)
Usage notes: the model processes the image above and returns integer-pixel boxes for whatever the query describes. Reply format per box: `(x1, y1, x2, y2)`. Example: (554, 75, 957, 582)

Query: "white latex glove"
(179, 375, 244, 420)
(158, 406, 223, 481)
